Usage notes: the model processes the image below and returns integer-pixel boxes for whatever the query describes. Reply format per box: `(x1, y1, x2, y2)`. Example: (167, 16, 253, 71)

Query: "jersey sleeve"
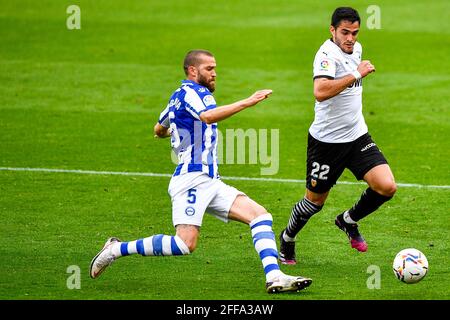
(158, 105, 170, 128)
(313, 50, 337, 80)
(183, 86, 216, 120)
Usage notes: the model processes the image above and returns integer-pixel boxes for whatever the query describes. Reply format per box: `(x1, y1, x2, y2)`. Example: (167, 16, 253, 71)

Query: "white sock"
(250, 213, 283, 282)
(110, 235, 190, 257)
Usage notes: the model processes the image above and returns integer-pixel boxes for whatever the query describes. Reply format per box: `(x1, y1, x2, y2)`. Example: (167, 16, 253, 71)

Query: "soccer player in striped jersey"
(90, 49, 312, 293)
(279, 7, 397, 265)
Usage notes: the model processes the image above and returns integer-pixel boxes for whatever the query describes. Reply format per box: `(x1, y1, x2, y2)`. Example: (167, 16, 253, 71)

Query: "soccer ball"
(393, 248, 428, 284)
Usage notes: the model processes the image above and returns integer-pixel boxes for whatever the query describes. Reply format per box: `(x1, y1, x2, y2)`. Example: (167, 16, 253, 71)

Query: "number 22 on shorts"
(311, 162, 330, 180)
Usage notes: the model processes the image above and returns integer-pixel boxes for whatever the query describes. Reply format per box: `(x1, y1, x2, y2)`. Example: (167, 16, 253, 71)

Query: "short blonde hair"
(183, 50, 214, 75)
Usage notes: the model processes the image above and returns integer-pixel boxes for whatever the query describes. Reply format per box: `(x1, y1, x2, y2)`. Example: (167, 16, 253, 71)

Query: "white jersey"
(309, 39, 368, 143)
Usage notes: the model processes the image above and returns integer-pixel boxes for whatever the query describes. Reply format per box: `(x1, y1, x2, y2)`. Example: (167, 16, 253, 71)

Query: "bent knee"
(176, 238, 195, 253)
(179, 237, 197, 253)
(377, 182, 397, 198)
(254, 203, 269, 216)
(175, 226, 199, 254)
(388, 183, 398, 197)
(246, 200, 269, 220)
(305, 190, 328, 206)
(187, 243, 196, 253)
(251, 205, 275, 224)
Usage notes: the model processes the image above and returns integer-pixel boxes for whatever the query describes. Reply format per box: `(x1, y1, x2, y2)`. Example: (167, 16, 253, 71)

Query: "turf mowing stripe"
(1, 167, 449, 189)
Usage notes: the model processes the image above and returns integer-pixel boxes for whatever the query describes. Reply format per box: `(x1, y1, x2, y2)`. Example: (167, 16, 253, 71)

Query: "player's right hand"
(357, 60, 376, 78)
(154, 126, 172, 138)
(247, 89, 273, 107)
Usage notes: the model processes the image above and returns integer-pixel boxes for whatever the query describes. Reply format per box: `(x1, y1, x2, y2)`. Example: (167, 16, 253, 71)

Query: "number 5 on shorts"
(187, 188, 197, 204)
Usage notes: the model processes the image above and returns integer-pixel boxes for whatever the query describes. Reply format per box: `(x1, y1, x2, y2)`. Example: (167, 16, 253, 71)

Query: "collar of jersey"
(182, 79, 201, 87)
(181, 79, 210, 93)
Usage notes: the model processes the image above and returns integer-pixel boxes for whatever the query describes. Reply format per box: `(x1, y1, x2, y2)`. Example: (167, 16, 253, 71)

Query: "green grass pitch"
(0, 0, 449, 300)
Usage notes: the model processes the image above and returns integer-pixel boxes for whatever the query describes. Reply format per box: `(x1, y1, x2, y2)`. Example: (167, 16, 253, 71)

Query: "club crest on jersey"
(203, 95, 215, 107)
(185, 207, 195, 216)
(311, 179, 317, 187)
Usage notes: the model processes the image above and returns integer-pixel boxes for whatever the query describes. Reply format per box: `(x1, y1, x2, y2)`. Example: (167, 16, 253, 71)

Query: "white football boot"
(89, 237, 121, 279)
(266, 274, 312, 293)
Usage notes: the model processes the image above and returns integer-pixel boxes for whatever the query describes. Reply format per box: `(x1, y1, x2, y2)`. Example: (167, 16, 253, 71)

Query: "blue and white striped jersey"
(158, 80, 219, 178)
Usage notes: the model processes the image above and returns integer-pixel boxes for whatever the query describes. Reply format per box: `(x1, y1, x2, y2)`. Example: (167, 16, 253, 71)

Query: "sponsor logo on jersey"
(168, 98, 181, 109)
(198, 87, 206, 93)
(203, 95, 216, 107)
(361, 142, 376, 152)
(185, 206, 195, 216)
(348, 78, 362, 88)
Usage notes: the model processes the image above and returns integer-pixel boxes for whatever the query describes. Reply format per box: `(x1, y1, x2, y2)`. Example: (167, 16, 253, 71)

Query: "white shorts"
(168, 172, 245, 227)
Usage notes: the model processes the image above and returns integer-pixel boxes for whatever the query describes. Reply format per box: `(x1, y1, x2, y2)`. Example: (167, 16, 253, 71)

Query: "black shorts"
(306, 133, 388, 193)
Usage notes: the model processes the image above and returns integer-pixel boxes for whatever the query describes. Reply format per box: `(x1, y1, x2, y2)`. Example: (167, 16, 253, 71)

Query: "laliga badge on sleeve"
(203, 95, 216, 107)
(319, 60, 330, 71)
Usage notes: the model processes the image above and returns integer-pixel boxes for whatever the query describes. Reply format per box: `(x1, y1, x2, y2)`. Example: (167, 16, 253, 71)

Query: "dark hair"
(331, 7, 360, 28)
(183, 49, 214, 75)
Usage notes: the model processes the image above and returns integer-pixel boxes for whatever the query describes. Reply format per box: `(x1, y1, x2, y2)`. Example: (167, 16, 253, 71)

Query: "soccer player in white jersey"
(279, 7, 397, 264)
(90, 49, 312, 293)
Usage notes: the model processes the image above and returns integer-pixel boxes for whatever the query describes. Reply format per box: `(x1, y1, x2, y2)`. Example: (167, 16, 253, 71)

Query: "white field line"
(1, 167, 449, 189)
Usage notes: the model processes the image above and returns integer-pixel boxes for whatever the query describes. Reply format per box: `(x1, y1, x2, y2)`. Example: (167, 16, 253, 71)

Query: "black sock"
(285, 197, 323, 239)
(348, 188, 393, 222)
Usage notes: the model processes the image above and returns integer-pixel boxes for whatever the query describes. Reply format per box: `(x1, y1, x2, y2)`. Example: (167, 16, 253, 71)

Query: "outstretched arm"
(199, 89, 272, 124)
(314, 60, 375, 102)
